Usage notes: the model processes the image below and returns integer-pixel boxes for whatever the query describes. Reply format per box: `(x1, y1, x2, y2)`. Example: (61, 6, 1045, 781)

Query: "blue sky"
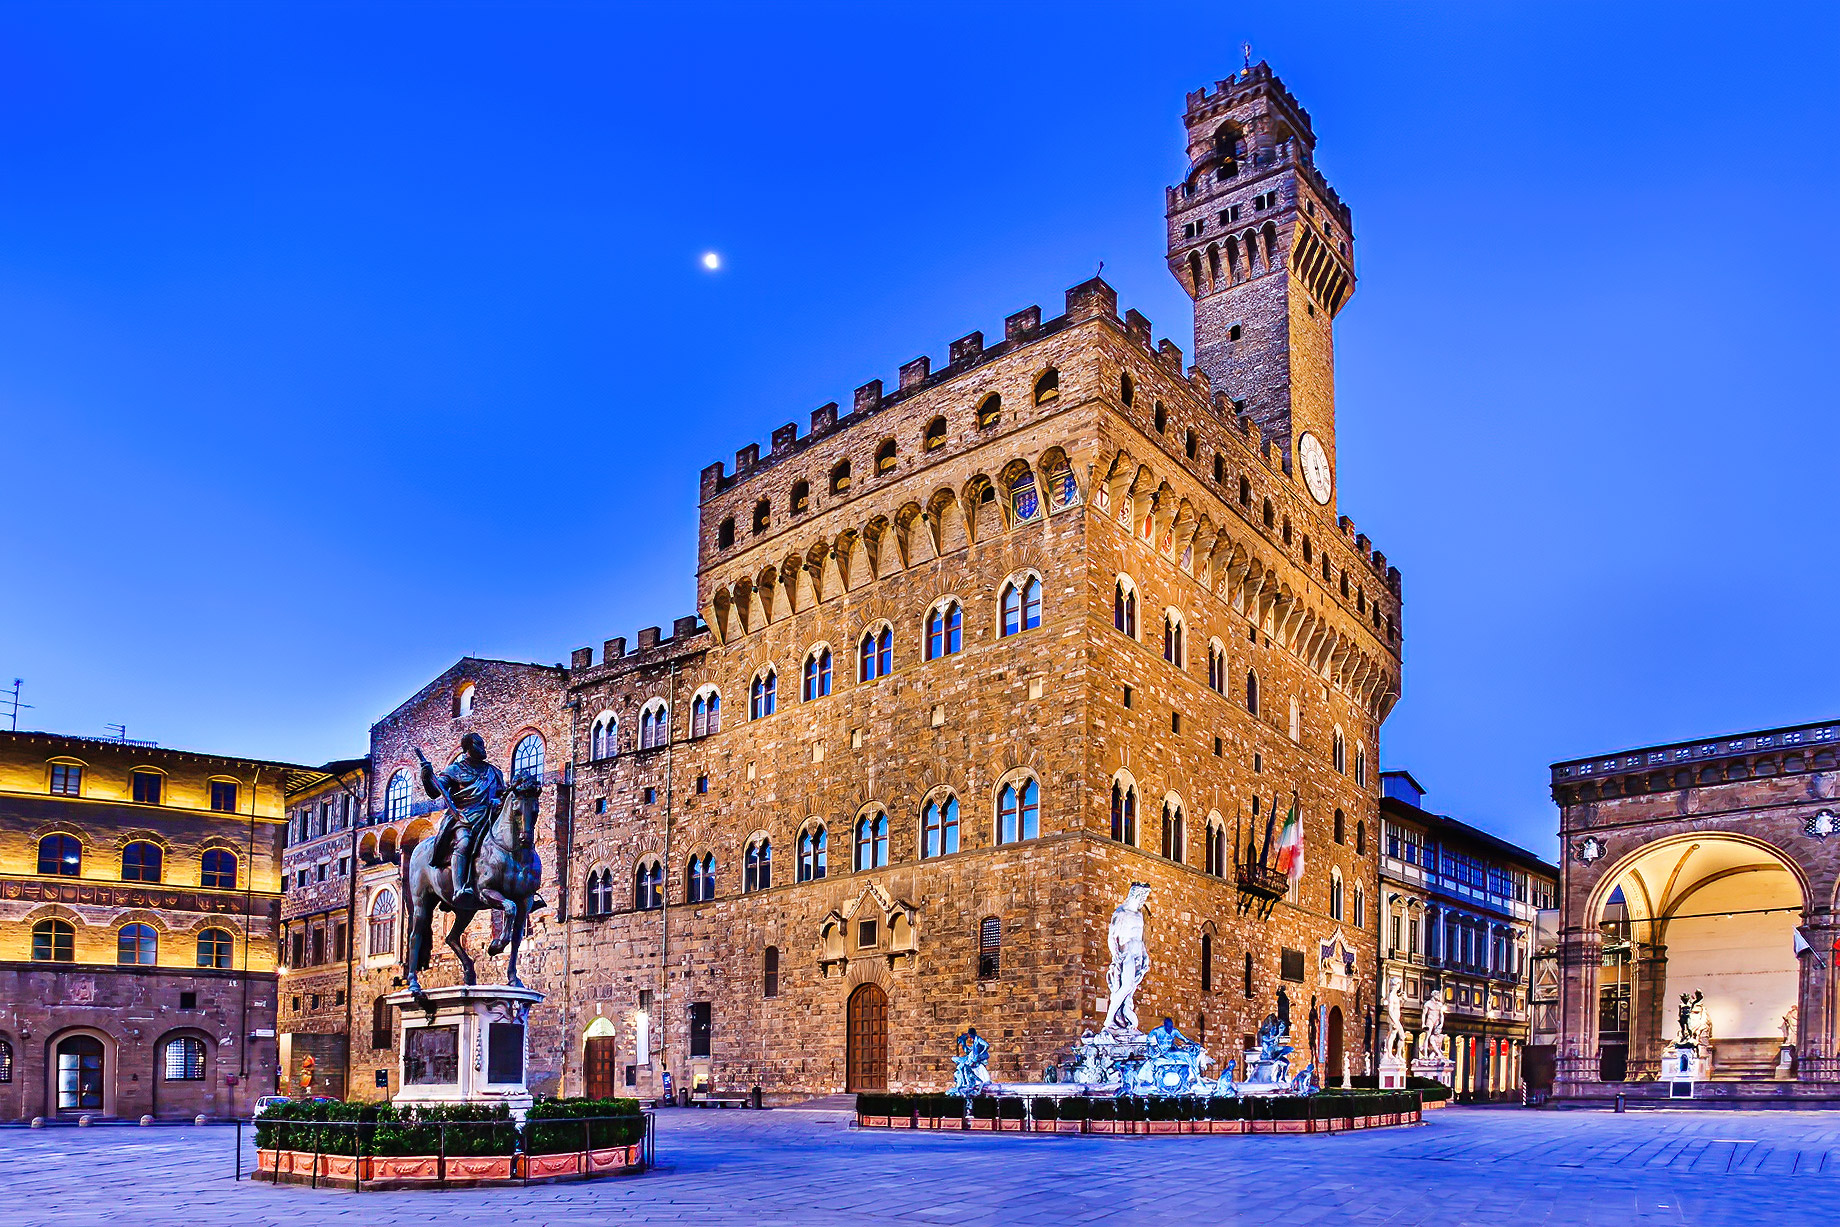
(2, 2, 1836, 855)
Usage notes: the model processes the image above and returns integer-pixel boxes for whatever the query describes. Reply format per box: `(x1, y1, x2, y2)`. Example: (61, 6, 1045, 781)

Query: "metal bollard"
(1615, 1092, 1626, 1113)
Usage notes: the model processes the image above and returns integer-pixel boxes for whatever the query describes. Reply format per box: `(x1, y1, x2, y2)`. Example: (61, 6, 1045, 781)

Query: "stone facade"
(1377, 771, 1557, 1101)
(0, 730, 307, 1120)
(1551, 719, 1840, 1105)
(276, 758, 367, 1100)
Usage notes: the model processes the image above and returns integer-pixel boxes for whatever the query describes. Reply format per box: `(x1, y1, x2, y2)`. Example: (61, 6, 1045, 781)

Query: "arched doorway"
(1588, 834, 1805, 1082)
(1326, 1006, 1344, 1081)
(846, 983, 887, 1092)
(583, 1017, 618, 1100)
(55, 1035, 104, 1115)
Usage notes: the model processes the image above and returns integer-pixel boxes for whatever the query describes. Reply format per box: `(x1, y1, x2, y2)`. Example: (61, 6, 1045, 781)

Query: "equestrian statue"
(403, 733, 547, 994)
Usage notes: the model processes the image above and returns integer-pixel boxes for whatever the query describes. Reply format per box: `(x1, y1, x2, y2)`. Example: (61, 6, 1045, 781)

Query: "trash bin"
(1615, 1092, 1626, 1113)
(751, 1085, 762, 1110)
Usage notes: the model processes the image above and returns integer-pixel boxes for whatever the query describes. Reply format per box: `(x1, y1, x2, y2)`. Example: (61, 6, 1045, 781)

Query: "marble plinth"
(1377, 1055, 1407, 1090)
(1410, 1055, 1455, 1088)
(385, 984, 544, 1115)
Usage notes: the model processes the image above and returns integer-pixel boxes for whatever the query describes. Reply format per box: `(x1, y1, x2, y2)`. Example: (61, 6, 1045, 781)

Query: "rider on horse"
(415, 733, 502, 910)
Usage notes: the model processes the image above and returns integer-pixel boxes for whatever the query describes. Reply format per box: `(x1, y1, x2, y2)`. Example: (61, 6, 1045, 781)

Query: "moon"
(701, 252, 721, 271)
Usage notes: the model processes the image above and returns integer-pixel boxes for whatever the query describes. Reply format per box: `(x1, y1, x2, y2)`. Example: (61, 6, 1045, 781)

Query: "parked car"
(253, 1095, 336, 1116)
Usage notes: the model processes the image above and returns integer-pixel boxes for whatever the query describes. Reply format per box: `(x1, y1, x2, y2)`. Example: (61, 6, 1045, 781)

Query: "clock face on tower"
(1299, 432, 1332, 505)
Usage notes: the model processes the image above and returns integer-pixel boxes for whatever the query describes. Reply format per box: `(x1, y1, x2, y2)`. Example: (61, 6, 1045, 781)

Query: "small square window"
(1213, 737, 1223, 757)
(643, 787, 657, 805)
(210, 780, 238, 812)
(696, 775, 709, 795)
(179, 991, 197, 1009)
(1122, 686, 1134, 709)
(857, 920, 877, 948)
(595, 798, 608, 814)
(131, 770, 163, 805)
(1171, 712, 1181, 733)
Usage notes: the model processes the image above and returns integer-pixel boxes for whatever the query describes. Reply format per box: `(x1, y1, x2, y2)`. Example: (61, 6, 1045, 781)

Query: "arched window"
(1238, 475, 1251, 507)
(592, 712, 618, 758)
(512, 733, 545, 781)
(1111, 779, 1137, 845)
(977, 393, 1001, 428)
(121, 841, 163, 883)
(1153, 401, 1167, 433)
(686, 853, 716, 904)
(750, 670, 777, 720)
(1330, 869, 1345, 922)
(32, 918, 74, 962)
(37, 833, 81, 877)
(922, 794, 960, 858)
(0, 1039, 13, 1083)
(718, 517, 736, 548)
(925, 601, 962, 660)
(1161, 798, 1185, 864)
(1332, 729, 1347, 774)
(1113, 577, 1138, 638)
(1334, 808, 1347, 845)
(803, 647, 832, 700)
(585, 868, 613, 917)
(764, 945, 781, 998)
(1207, 640, 1226, 693)
(368, 889, 397, 956)
(997, 775, 1039, 844)
(635, 858, 664, 910)
(859, 625, 893, 681)
(164, 1036, 206, 1081)
(1353, 883, 1366, 930)
(1355, 745, 1367, 788)
(797, 826, 828, 882)
(1201, 933, 1213, 992)
(118, 922, 157, 966)
(692, 691, 721, 738)
(196, 927, 233, 969)
(744, 838, 772, 892)
(923, 416, 947, 451)
(385, 771, 411, 823)
(830, 460, 851, 494)
(1245, 670, 1260, 716)
(454, 683, 475, 718)
(753, 498, 770, 532)
(1033, 368, 1060, 405)
(854, 810, 889, 871)
(1000, 575, 1042, 636)
(1120, 371, 1135, 406)
(1009, 470, 1037, 522)
(635, 702, 666, 749)
(789, 480, 810, 514)
(1163, 610, 1185, 667)
(875, 438, 897, 474)
(201, 848, 237, 890)
(1206, 817, 1227, 877)
(1355, 820, 1367, 857)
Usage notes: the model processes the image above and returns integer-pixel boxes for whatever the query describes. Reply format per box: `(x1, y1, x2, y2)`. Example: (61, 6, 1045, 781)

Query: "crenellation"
(948, 330, 984, 365)
(898, 355, 930, 389)
(810, 402, 838, 435)
(1004, 305, 1041, 342)
(771, 423, 799, 455)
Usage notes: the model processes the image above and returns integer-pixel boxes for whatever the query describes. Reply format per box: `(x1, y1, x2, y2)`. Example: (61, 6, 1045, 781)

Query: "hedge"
(525, 1097, 647, 1153)
(852, 1089, 1423, 1124)
(254, 1097, 644, 1157)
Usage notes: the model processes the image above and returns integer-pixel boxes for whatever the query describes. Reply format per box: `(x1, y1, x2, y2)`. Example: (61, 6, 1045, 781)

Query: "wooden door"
(846, 984, 887, 1092)
(585, 1036, 618, 1100)
(1326, 1006, 1344, 1080)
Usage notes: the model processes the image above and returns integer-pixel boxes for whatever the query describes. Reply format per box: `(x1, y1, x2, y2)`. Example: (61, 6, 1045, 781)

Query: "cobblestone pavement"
(11, 1106, 1840, 1226)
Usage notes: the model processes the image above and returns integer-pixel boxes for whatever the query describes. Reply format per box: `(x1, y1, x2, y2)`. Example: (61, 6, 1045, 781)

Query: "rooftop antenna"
(1, 678, 28, 731)
(105, 722, 128, 742)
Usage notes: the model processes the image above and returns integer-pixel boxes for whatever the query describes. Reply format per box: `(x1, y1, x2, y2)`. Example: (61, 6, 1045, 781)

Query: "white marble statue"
(1382, 973, 1406, 1059)
(1103, 882, 1153, 1034)
(1782, 1006, 1798, 1045)
(1419, 990, 1446, 1060)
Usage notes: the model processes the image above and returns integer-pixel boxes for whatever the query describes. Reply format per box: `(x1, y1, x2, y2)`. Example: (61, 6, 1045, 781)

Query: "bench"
(691, 1095, 750, 1109)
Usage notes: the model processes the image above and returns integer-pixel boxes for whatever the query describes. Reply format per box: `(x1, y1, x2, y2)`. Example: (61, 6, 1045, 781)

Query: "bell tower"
(1166, 62, 1355, 510)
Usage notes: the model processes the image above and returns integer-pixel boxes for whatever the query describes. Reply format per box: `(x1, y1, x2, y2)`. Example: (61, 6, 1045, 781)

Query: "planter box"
(1030, 1119, 1058, 1132)
(1275, 1119, 1307, 1134)
(372, 1155, 441, 1183)
(1181, 1120, 1204, 1134)
(913, 1117, 935, 1130)
(445, 1155, 515, 1182)
(525, 1152, 583, 1179)
(859, 1115, 889, 1129)
(1056, 1120, 1085, 1134)
(318, 1153, 372, 1182)
(889, 1116, 913, 1129)
(996, 1118, 1024, 1132)
(1147, 1121, 1179, 1135)
(1209, 1120, 1243, 1135)
(586, 1144, 642, 1174)
(1087, 1120, 1118, 1134)
(968, 1118, 995, 1132)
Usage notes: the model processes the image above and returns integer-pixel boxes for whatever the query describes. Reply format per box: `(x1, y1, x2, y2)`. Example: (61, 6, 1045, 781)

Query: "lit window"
(368, 890, 397, 956)
(803, 647, 832, 700)
(121, 841, 163, 883)
(385, 771, 411, 823)
(201, 848, 238, 890)
(924, 417, 947, 450)
(859, 626, 893, 681)
(118, 923, 157, 966)
(876, 439, 897, 474)
(750, 670, 777, 719)
(997, 776, 1040, 844)
(511, 733, 545, 781)
(455, 682, 475, 717)
(925, 602, 962, 660)
(855, 810, 889, 871)
(830, 461, 851, 494)
(977, 394, 1001, 428)
(38, 834, 81, 877)
(1033, 369, 1059, 405)
(922, 794, 960, 858)
(1001, 576, 1042, 636)
(164, 1037, 206, 1081)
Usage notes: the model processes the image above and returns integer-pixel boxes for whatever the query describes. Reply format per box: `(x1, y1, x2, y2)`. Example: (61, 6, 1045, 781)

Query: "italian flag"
(1273, 794, 1304, 885)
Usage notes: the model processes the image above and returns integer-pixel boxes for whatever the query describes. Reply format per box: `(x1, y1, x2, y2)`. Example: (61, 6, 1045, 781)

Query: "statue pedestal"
(1377, 1054, 1407, 1090)
(385, 985, 544, 1115)
(1663, 1042, 1704, 1093)
(1777, 1044, 1797, 1079)
(1410, 1054, 1455, 1088)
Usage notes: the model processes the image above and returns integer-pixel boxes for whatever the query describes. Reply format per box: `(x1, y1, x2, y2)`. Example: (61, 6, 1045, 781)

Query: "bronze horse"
(403, 771, 546, 993)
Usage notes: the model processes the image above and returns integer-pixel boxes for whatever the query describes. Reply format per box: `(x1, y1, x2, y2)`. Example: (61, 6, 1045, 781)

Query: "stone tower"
(1165, 62, 1355, 511)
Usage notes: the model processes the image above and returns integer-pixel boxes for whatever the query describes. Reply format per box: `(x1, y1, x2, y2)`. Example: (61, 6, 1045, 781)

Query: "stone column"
(1628, 945, 1667, 1082)
(1796, 910, 1839, 1082)
(1554, 929, 1602, 1092)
